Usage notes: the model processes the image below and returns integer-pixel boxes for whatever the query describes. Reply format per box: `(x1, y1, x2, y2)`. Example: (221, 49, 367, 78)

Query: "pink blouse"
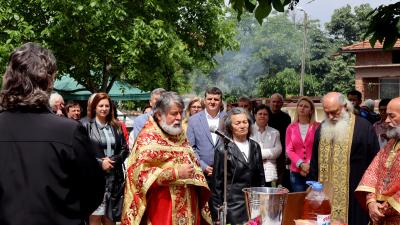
(285, 121, 320, 173)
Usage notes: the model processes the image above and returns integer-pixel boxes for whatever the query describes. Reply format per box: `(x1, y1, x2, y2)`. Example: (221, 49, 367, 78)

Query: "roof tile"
(341, 39, 400, 52)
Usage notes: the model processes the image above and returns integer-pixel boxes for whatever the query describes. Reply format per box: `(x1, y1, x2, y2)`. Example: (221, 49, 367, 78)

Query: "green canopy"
(53, 75, 150, 101)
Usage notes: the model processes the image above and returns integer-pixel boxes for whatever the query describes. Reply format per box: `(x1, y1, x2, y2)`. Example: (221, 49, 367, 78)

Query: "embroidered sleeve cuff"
(296, 160, 304, 168)
(156, 167, 177, 185)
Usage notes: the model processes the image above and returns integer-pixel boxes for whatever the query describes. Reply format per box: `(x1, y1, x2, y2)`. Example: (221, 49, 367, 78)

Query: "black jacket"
(211, 139, 266, 224)
(0, 108, 105, 225)
(85, 118, 129, 221)
(85, 118, 129, 164)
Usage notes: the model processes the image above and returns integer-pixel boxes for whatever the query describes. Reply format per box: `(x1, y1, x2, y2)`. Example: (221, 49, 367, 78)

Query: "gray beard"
(386, 126, 400, 139)
(320, 111, 351, 144)
(159, 114, 182, 136)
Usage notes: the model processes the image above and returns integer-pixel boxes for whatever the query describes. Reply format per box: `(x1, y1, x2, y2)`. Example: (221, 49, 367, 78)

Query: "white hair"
(344, 99, 354, 113)
(49, 92, 64, 109)
(321, 93, 354, 113)
(363, 99, 375, 111)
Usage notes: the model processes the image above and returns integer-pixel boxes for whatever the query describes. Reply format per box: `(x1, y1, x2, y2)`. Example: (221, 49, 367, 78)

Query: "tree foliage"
(365, 2, 400, 49)
(191, 3, 371, 99)
(229, 0, 400, 51)
(200, 12, 304, 98)
(321, 55, 355, 94)
(230, 0, 299, 24)
(325, 4, 373, 45)
(257, 68, 321, 97)
(0, 0, 237, 93)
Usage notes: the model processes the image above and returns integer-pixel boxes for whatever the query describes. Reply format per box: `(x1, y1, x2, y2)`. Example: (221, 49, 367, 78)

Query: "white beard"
(386, 126, 400, 139)
(321, 110, 351, 144)
(159, 114, 182, 136)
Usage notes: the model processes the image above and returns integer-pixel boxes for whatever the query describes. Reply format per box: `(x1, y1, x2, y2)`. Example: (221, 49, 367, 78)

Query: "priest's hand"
(368, 201, 385, 224)
(177, 164, 195, 179)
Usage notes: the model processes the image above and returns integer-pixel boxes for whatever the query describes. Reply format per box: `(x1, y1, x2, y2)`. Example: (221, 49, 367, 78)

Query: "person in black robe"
(211, 107, 266, 225)
(309, 92, 379, 225)
(268, 93, 292, 189)
(0, 43, 105, 225)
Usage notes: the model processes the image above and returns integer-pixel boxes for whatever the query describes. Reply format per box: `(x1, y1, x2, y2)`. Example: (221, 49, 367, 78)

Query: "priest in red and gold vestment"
(121, 92, 212, 225)
(356, 97, 400, 225)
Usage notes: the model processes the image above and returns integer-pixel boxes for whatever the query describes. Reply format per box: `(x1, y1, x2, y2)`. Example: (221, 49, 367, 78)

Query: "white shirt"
(234, 140, 250, 162)
(299, 123, 309, 142)
(205, 110, 220, 145)
(251, 123, 282, 182)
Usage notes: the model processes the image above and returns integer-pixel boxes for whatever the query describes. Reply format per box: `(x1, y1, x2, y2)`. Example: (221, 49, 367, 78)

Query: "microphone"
(210, 127, 234, 143)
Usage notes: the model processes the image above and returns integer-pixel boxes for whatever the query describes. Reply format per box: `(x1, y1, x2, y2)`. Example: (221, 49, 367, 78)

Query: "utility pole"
(300, 10, 307, 96)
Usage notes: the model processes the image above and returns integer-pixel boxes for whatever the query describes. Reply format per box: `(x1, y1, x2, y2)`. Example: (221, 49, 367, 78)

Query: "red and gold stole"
(121, 116, 211, 225)
(356, 139, 400, 217)
(318, 113, 355, 223)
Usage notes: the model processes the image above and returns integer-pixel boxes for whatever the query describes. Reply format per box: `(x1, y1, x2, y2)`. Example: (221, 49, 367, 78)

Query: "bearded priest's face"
(156, 102, 183, 136)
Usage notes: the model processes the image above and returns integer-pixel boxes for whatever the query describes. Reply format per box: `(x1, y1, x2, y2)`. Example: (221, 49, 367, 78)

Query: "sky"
(224, 0, 396, 26)
(298, 0, 396, 25)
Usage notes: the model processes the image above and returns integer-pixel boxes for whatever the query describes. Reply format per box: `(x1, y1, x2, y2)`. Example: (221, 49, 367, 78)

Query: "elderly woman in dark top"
(85, 92, 129, 225)
(211, 107, 266, 225)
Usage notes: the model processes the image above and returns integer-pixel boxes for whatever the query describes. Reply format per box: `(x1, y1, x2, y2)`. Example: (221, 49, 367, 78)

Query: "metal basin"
(243, 187, 289, 225)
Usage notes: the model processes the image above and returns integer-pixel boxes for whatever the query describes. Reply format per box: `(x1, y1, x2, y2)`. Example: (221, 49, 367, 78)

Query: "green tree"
(321, 55, 355, 94)
(229, 1, 400, 49)
(202, 13, 304, 98)
(0, 0, 237, 93)
(305, 20, 337, 81)
(257, 68, 320, 97)
(325, 4, 373, 45)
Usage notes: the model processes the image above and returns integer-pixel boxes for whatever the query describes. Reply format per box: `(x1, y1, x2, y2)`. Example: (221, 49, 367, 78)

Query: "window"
(380, 78, 400, 99)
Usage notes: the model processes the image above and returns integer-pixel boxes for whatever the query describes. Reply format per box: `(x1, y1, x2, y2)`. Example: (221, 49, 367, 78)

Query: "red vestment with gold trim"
(121, 116, 211, 225)
(355, 139, 400, 225)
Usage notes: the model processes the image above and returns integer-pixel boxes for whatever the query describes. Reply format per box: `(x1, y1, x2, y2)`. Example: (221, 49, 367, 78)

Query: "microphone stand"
(218, 139, 230, 225)
(211, 128, 233, 225)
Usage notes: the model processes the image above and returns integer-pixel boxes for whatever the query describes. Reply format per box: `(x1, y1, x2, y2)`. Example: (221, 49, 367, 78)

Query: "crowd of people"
(1, 43, 400, 225)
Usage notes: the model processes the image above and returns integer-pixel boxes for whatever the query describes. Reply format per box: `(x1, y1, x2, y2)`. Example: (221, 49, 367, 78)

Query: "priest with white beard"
(122, 92, 211, 225)
(309, 92, 380, 225)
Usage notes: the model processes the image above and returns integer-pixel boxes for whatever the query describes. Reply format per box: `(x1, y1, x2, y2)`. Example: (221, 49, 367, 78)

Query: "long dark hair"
(0, 42, 57, 111)
(89, 92, 119, 129)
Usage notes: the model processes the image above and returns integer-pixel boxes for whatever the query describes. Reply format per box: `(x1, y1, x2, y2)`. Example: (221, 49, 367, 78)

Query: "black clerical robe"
(309, 116, 379, 225)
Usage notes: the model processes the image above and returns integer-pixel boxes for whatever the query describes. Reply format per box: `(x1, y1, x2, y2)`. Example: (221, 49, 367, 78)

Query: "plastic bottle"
(302, 181, 332, 225)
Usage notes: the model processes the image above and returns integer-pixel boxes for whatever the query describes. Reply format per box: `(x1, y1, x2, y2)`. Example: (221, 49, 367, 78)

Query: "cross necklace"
(383, 140, 400, 189)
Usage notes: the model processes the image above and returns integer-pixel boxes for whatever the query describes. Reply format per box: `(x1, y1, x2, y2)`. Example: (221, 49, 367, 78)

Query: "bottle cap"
(306, 181, 323, 191)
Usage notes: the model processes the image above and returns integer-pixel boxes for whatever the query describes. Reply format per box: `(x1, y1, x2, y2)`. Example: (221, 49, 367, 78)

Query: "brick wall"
(356, 51, 392, 66)
(354, 50, 400, 100)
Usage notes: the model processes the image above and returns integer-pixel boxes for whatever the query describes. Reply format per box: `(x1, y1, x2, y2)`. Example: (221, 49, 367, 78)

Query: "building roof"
(53, 75, 150, 101)
(341, 39, 400, 53)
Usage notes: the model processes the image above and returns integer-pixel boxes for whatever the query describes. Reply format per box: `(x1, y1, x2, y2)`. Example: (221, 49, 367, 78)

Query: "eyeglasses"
(191, 106, 202, 109)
